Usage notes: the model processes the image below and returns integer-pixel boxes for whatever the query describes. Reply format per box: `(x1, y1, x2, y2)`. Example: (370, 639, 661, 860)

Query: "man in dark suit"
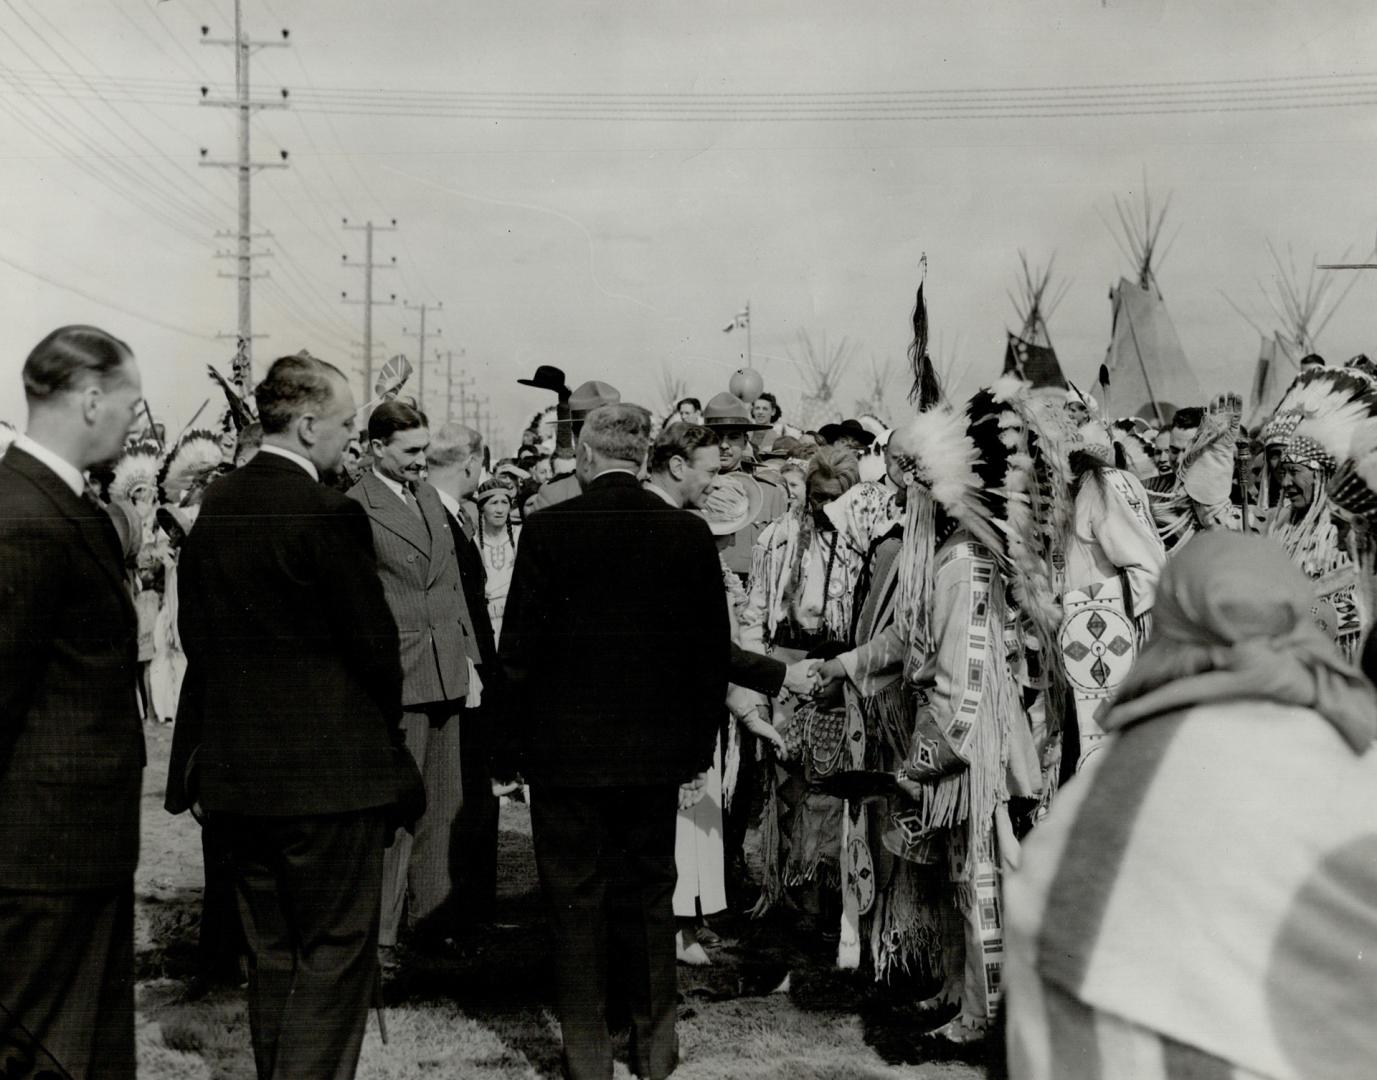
(176, 353, 420, 1080)
(501, 403, 729, 1080)
(0, 325, 144, 1080)
(349, 401, 481, 950)
(427, 421, 503, 926)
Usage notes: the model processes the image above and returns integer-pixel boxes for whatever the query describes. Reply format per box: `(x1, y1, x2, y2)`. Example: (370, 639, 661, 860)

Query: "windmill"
(1004, 252, 1071, 391)
(790, 330, 856, 431)
(854, 355, 896, 424)
(658, 363, 689, 423)
(1098, 183, 1201, 425)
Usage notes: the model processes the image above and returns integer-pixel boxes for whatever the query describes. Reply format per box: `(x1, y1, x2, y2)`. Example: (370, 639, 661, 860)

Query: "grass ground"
(134, 722, 994, 1079)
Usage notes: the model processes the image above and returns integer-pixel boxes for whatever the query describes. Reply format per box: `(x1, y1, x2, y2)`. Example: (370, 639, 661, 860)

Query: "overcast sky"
(2, 0, 1375, 447)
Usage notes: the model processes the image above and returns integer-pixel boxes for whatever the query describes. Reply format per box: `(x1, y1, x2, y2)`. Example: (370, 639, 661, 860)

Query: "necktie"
(405, 482, 431, 538)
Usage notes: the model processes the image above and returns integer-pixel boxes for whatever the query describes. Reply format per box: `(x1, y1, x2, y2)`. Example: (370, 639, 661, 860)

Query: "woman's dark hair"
(756, 391, 783, 423)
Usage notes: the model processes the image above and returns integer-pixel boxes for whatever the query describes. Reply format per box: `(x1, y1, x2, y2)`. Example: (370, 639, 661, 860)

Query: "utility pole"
(436, 348, 465, 423)
(452, 372, 476, 430)
(198, 2, 290, 391)
(403, 301, 442, 414)
(341, 219, 397, 399)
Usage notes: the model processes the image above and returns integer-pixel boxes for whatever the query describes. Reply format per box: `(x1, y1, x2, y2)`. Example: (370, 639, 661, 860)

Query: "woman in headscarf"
(1005, 531, 1377, 1080)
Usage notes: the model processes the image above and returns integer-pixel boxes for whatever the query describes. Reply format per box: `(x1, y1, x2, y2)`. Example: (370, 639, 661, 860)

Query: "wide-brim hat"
(818, 419, 877, 447)
(559, 380, 622, 422)
(516, 364, 570, 396)
(760, 434, 814, 461)
(697, 472, 764, 535)
(702, 391, 771, 432)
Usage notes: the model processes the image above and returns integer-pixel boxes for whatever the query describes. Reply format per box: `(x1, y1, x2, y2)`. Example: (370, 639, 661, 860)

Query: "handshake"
(782, 657, 847, 699)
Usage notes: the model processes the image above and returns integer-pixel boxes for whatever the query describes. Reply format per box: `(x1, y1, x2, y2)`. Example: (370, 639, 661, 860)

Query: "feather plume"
(160, 430, 225, 506)
(208, 365, 257, 432)
(907, 275, 943, 411)
(109, 441, 163, 504)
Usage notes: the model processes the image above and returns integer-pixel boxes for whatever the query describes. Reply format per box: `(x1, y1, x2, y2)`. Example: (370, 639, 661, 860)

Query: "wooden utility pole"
(342, 219, 397, 398)
(403, 301, 441, 414)
(198, 1, 289, 391)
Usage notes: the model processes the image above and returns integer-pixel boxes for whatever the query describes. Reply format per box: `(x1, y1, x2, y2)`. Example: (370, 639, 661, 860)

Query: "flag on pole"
(722, 309, 749, 333)
(374, 354, 414, 399)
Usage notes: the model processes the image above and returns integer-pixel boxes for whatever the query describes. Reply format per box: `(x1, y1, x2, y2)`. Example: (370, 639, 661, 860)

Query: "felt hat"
(817, 419, 877, 447)
(516, 364, 571, 397)
(560, 380, 622, 423)
(759, 435, 814, 461)
(696, 473, 763, 535)
(702, 392, 770, 432)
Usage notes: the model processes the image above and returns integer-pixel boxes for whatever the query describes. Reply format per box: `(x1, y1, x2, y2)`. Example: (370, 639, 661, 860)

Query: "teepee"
(1100, 187, 1201, 425)
(1003, 252, 1071, 391)
(1245, 240, 1355, 427)
(791, 330, 857, 431)
(854, 356, 895, 424)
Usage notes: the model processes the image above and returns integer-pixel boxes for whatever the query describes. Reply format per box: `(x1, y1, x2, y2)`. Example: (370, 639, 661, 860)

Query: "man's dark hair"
(650, 422, 719, 473)
(1173, 406, 1204, 431)
(367, 400, 428, 444)
(23, 325, 132, 402)
(255, 353, 348, 435)
(675, 397, 702, 413)
(756, 391, 782, 423)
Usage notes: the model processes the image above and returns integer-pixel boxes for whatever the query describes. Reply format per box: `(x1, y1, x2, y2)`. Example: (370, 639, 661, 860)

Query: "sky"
(1, 0, 1376, 450)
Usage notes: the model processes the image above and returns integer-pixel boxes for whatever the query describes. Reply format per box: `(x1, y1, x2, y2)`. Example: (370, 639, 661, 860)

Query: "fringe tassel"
(722, 712, 741, 814)
(871, 859, 944, 982)
(750, 767, 784, 918)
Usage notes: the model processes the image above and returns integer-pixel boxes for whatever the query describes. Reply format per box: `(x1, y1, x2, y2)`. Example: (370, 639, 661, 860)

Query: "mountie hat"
(516, 364, 571, 397)
(696, 473, 764, 536)
(702, 392, 771, 432)
(559, 380, 622, 423)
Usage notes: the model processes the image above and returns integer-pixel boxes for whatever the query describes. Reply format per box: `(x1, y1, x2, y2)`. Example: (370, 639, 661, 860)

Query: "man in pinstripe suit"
(349, 400, 482, 951)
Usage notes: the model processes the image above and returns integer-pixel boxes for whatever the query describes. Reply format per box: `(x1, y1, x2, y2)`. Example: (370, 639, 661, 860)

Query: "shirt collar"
(14, 434, 85, 497)
(643, 478, 682, 508)
(436, 489, 461, 517)
(372, 467, 408, 503)
(258, 444, 319, 481)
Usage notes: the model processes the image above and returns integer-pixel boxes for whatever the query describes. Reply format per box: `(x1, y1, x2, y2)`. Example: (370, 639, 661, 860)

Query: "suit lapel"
(417, 485, 450, 588)
(361, 472, 430, 554)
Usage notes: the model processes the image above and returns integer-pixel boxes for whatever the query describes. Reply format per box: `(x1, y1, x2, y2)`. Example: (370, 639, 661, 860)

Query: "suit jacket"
(500, 472, 729, 787)
(348, 472, 479, 708)
(443, 505, 498, 671)
(0, 446, 143, 890)
(177, 452, 405, 816)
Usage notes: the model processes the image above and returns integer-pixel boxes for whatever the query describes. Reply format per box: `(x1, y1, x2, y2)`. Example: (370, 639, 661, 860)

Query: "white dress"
(479, 524, 521, 641)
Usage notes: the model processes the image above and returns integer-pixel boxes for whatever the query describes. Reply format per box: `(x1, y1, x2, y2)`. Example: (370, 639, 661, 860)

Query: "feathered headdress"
(1261, 368, 1377, 449)
(1329, 418, 1377, 522)
(159, 430, 225, 507)
(109, 440, 164, 505)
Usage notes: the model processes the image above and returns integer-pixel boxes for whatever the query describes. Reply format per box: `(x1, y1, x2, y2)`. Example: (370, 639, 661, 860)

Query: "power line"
(0, 249, 217, 339)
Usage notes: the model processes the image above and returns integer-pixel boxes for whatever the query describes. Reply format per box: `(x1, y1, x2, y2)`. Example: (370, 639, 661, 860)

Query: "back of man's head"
(255, 353, 348, 435)
(650, 422, 718, 474)
(428, 423, 483, 470)
(23, 325, 132, 405)
(367, 400, 427, 445)
(578, 403, 652, 473)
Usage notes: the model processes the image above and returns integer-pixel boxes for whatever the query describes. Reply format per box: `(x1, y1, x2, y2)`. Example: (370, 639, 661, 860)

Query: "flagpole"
(746, 300, 752, 368)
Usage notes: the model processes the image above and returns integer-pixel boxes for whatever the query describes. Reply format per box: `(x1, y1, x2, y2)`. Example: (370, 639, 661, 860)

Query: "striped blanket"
(1005, 698, 1377, 1080)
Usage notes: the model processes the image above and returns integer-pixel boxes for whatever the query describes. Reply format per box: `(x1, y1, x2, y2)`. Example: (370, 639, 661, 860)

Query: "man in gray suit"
(349, 400, 482, 950)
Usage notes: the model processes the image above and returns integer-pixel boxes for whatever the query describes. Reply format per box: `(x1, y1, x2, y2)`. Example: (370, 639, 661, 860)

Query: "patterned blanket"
(1005, 699, 1377, 1080)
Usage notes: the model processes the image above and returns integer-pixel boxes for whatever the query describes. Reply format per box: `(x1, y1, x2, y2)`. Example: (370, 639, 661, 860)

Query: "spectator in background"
(676, 396, 703, 425)
(476, 478, 521, 641)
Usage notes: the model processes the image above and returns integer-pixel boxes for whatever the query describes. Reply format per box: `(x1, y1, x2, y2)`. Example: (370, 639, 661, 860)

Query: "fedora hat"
(696, 472, 764, 536)
(559, 380, 622, 422)
(702, 391, 771, 432)
(759, 434, 815, 462)
(516, 364, 571, 397)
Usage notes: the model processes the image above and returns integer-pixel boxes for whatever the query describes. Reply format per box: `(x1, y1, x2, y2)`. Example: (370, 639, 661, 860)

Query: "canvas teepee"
(1003, 252, 1071, 391)
(1100, 187, 1201, 425)
(791, 330, 856, 431)
(854, 356, 895, 424)
(1244, 240, 1357, 428)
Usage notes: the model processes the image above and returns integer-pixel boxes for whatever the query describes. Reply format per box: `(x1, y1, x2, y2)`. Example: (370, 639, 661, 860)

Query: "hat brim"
(706, 419, 772, 432)
(698, 473, 765, 535)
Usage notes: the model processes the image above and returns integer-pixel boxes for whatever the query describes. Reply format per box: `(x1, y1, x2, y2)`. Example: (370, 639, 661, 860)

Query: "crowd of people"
(2, 323, 1377, 1080)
